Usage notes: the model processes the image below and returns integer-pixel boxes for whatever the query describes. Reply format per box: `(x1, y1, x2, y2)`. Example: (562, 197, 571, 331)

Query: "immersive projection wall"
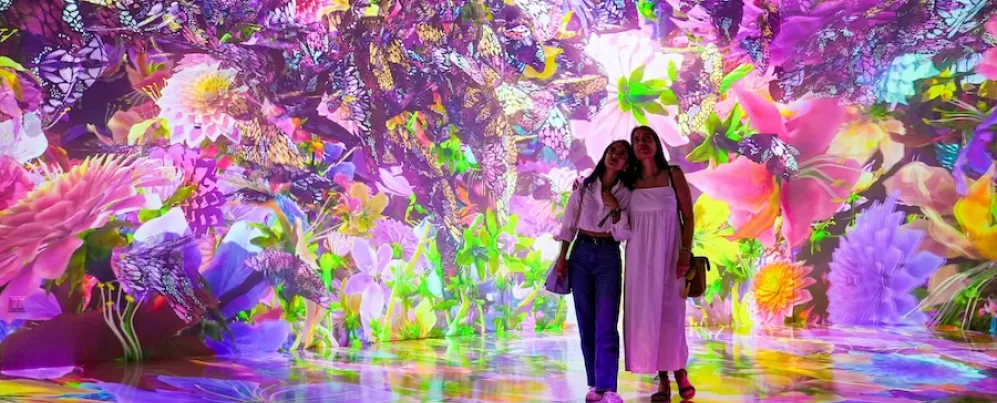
(1, 0, 996, 369)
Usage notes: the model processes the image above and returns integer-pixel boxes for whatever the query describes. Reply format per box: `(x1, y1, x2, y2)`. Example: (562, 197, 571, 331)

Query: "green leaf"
(667, 61, 679, 82)
(659, 89, 678, 106)
(686, 136, 716, 163)
(627, 81, 661, 104)
(642, 101, 667, 116)
(629, 65, 646, 85)
(722, 103, 743, 137)
(127, 118, 164, 145)
(718, 64, 755, 94)
(645, 78, 671, 92)
(632, 107, 649, 126)
(485, 209, 498, 236)
(703, 112, 723, 135)
(163, 185, 197, 208)
(138, 208, 163, 223)
(319, 253, 337, 272)
(0, 56, 27, 72)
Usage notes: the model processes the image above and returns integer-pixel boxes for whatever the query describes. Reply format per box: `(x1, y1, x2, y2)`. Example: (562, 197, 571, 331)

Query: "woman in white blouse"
(554, 140, 635, 403)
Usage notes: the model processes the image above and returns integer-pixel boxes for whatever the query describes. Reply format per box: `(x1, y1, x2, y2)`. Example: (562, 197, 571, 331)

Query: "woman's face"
(631, 128, 658, 161)
(603, 142, 630, 172)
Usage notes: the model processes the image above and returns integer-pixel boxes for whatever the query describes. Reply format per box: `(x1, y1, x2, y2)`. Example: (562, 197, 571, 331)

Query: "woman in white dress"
(624, 125, 696, 401)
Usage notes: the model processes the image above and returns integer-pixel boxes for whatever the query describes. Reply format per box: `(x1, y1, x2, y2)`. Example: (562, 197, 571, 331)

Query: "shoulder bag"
(544, 185, 585, 295)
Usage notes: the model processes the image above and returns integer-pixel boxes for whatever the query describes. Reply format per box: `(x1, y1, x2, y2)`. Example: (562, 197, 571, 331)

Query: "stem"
(123, 298, 143, 361)
(379, 224, 431, 341)
(99, 286, 131, 362)
(447, 296, 471, 337)
(514, 287, 540, 313)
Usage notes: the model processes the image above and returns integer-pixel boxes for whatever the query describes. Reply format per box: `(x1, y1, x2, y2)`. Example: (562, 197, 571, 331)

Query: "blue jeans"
(569, 234, 623, 392)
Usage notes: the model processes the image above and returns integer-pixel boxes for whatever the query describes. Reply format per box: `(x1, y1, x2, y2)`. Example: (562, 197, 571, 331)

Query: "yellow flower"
(692, 195, 739, 285)
(953, 169, 997, 260)
(829, 111, 905, 173)
(336, 182, 388, 236)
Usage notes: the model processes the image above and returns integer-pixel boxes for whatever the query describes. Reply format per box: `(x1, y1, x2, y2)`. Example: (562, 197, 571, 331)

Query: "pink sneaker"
(585, 389, 604, 402)
(603, 391, 625, 403)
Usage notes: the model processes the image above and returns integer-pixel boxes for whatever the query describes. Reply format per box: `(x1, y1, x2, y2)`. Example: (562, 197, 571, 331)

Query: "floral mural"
(0, 0, 995, 370)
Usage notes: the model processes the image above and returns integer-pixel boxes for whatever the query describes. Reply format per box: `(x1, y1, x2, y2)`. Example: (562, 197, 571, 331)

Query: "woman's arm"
(671, 167, 694, 252)
(607, 187, 632, 241)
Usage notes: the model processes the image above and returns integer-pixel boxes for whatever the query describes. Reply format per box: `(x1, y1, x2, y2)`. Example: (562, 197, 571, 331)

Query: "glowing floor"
(1, 327, 994, 402)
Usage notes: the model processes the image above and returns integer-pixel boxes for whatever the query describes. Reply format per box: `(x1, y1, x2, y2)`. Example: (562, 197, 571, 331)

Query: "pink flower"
(979, 298, 997, 318)
(569, 30, 687, 162)
(686, 86, 862, 248)
(0, 155, 172, 320)
(979, 15, 997, 80)
(317, 92, 363, 137)
(0, 156, 32, 209)
(376, 166, 414, 197)
(157, 62, 243, 146)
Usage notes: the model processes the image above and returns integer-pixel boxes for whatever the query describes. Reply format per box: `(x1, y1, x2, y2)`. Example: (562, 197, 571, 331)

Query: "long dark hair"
(583, 140, 637, 190)
(630, 125, 670, 176)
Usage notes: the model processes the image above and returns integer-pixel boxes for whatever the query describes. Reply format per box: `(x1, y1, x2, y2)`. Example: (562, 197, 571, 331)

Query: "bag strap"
(664, 166, 685, 230)
(572, 185, 586, 231)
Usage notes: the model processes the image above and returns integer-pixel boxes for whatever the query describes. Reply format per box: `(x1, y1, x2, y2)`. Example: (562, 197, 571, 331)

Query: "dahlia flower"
(0, 155, 173, 320)
(827, 194, 945, 327)
(157, 62, 243, 146)
(751, 260, 816, 325)
(370, 218, 418, 260)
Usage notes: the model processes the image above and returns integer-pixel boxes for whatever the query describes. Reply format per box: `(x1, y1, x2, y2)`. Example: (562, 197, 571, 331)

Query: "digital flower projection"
(0, 0, 995, 369)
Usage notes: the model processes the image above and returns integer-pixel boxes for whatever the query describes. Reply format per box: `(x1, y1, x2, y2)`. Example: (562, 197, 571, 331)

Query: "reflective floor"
(0, 327, 995, 402)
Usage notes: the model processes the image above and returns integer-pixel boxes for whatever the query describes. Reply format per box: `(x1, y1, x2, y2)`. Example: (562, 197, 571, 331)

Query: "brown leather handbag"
(665, 167, 711, 299)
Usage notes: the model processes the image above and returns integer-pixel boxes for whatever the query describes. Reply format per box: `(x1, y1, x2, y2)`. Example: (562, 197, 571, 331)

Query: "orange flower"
(752, 260, 816, 325)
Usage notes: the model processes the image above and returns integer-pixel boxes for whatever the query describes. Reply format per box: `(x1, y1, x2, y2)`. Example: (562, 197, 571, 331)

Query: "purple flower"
(205, 319, 291, 356)
(498, 233, 517, 255)
(953, 110, 996, 194)
(322, 142, 356, 183)
(827, 194, 945, 327)
(370, 218, 418, 260)
(203, 222, 271, 318)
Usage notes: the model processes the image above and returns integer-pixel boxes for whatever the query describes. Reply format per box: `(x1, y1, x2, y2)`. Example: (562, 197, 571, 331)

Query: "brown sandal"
(676, 369, 696, 400)
(650, 374, 671, 402)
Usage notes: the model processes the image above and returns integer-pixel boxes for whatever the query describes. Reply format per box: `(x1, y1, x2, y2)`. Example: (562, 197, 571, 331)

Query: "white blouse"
(554, 177, 632, 242)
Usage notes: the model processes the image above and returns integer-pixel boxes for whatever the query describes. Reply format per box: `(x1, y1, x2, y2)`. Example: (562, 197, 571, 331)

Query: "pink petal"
(644, 107, 689, 147)
(32, 237, 84, 279)
(686, 157, 776, 214)
(978, 49, 997, 80)
(0, 268, 40, 322)
(734, 84, 787, 136)
(783, 98, 847, 161)
(883, 162, 959, 215)
(730, 209, 776, 246)
(780, 159, 862, 248)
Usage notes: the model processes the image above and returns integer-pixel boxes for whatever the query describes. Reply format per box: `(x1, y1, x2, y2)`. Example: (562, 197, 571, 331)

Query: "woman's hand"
(602, 190, 619, 211)
(677, 249, 692, 278)
(555, 255, 568, 279)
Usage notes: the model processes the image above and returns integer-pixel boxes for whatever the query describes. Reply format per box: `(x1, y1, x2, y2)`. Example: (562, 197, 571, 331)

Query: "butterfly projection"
(716, 133, 801, 180)
(245, 249, 333, 308)
(110, 236, 209, 324)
